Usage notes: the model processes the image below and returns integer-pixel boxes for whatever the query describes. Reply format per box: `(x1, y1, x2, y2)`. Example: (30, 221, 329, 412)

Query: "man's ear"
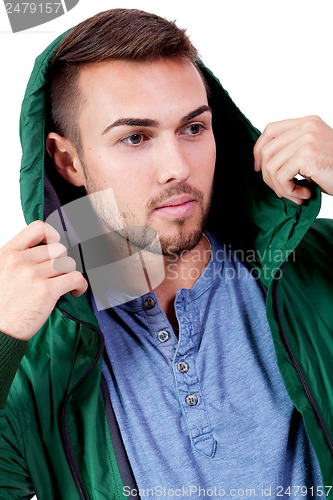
(46, 132, 86, 187)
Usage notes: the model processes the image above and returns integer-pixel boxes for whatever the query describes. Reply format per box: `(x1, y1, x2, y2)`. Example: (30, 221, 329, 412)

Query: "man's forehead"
(78, 58, 207, 95)
(77, 58, 209, 128)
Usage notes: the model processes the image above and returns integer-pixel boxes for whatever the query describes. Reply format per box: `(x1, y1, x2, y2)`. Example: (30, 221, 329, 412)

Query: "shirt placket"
(174, 290, 217, 458)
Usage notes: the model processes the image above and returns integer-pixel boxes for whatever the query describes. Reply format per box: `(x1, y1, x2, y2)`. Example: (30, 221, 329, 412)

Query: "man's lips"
(153, 195, 197, 218)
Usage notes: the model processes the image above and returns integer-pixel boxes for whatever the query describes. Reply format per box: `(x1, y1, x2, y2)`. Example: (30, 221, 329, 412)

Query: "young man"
(1, 8, 333, 499)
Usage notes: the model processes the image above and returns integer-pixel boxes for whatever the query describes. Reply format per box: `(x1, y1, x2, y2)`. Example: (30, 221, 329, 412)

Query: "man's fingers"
(0, 222, 86, 341)
(259, 138, 307, 181)
(255, 127, 307, 172)
(52, 271, 88, 298)
(25, 242, 68, 264)
(3, 221, 61, 251)
(277, 180, 311, 205)
(254, 119, 300, 171)
(254, 115, 323, 172)
(262, 157, 312, 205)
(258, 140, 311, 199)
(253, 115, 333, 204)
(37, 256, 77, 278)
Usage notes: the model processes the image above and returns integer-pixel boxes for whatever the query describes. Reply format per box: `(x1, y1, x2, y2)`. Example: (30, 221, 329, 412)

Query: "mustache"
(147, 183, 204, 211)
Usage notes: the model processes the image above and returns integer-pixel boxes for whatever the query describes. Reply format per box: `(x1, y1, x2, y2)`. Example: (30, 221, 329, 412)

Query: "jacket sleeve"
(0, 331, 28, 408)
(0, 332, 34, 498)
(0, 406, 35, 498)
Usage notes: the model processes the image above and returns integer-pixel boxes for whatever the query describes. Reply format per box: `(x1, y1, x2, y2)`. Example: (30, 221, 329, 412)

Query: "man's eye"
(121, 133, 145, 146)
(184, 123, 205, 136)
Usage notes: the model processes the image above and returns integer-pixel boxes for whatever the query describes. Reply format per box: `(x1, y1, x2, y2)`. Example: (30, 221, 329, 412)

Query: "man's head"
(48, 8, 200, 149)
(46, 9, 216, 256)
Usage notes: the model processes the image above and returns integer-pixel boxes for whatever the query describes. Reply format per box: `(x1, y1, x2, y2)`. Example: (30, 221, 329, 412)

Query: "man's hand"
(0, 220, 88, 341)
(254, 116, 333, 205)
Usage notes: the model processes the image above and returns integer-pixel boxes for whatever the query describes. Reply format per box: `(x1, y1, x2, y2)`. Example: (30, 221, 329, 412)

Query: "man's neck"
(153, 234, 211, 328)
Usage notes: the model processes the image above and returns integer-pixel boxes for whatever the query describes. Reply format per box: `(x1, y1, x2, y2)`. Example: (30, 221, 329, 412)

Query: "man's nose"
(155, 138, 191, 185)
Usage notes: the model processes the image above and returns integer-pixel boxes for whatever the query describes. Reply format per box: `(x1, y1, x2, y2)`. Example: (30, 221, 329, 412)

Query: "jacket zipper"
(272, 274, 333, 456)
(59, 307, 105, 500)
(100, 376, 140, 499)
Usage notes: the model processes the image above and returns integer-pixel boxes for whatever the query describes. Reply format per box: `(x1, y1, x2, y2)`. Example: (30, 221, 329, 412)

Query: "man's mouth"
(153, 195, 197, 218)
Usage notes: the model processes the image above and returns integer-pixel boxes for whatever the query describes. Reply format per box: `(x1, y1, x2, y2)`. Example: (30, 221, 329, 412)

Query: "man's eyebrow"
(102, 118, 159, 135)
(180, 105, 212, 124)
(102, 105, 212, 136)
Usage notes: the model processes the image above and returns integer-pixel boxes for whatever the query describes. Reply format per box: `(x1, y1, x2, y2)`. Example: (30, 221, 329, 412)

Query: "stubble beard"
(84, 172, 212, 257)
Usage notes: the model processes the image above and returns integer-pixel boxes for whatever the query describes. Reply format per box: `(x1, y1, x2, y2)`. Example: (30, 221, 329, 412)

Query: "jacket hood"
(19, 28, 322, 289)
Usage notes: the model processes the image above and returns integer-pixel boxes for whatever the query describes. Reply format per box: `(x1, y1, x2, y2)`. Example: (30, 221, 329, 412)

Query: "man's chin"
(158, 228, 204, 256)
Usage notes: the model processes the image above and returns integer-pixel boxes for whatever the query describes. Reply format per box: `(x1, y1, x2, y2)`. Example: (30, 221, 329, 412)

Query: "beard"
(83, 169, 212, 257)
(145, 183, 210, 256)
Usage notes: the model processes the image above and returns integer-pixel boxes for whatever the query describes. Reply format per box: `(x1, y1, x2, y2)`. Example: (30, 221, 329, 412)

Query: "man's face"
(75, 58, 216, 255)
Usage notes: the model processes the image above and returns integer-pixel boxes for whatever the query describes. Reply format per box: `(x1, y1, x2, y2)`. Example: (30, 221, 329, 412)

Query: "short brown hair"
(48, 8, 200, 147)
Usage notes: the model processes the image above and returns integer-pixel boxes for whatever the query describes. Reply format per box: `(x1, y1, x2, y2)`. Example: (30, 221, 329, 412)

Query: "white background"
(1, 0, 333, 247)
(0, 1, 332, 498)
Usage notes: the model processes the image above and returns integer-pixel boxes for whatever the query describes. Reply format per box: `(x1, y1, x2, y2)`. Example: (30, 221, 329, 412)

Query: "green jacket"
(1, 31, 333, 499)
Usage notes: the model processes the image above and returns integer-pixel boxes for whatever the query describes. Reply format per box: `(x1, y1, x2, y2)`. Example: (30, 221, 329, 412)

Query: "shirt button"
(143, 296, 155, 310)
(177, 361, 189, 373)
(157, 330, 169, 343)
(185, 394, 198, 406)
